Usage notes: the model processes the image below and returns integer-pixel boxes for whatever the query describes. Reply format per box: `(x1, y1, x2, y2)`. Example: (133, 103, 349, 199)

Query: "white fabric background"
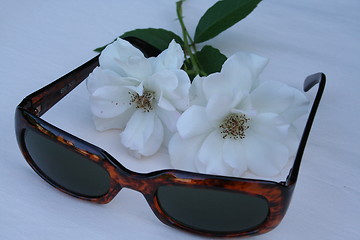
(1, 0, 359, 239)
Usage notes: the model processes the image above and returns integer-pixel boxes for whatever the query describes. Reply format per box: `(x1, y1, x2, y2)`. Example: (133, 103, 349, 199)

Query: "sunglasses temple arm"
(19, 56, 99, 117)
(286, 72, 326, 185)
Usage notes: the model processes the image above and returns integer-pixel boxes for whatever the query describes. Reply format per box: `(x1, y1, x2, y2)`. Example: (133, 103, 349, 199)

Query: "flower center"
(129, 90, 155, 112)
(219, 114, 250, 139)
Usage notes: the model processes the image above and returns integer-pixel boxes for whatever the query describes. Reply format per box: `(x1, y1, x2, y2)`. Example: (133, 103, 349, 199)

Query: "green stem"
(176, 0, 206, 76)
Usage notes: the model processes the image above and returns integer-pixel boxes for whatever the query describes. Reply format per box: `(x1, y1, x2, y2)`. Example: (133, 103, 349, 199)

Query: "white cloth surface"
(1, 0, 359, 239)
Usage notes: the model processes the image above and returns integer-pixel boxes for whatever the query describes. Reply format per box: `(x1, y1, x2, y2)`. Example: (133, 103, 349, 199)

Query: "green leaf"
(94, 28, 184, 53)
(194, 0, 262, 43)
(182, 58, 197, 81)
(121, 28, 184, 50)
(182, 46, 227, 80)
(195, 45, 227, 75)
(94, 46, 107, 53)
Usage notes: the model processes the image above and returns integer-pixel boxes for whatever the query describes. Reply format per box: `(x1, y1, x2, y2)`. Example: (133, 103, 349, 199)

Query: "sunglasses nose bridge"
(113, 167, 156, 196)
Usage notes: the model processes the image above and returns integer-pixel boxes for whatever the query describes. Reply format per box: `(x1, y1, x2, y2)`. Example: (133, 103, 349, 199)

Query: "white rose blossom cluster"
(87, 38, 309, 177)
(87, 38, 190, 157)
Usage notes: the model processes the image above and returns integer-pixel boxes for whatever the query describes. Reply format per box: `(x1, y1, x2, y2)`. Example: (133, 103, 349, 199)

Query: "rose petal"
(92, 107, 134, 131)
(100, 38, 145, 75)
(146, 70, 178, 92)
(145, 70, 179, 111)
(153, 40, 184, 71)
(203, 72, 239, 100)
(222, 52, 269, 91)
(100, 38, 152, 80)
(250, 113, 289, 141)
(244, 130, 289, 177)
(177, 106, 215, 138)
(90, 86, 132, 118)
(285, 125, 301, 157)
(198, 130, 232, 175)
(169, 133, 206, 171)
(120, 110, 163, 156)
(155, 107, 180, 132)
(137, 116, 164, 156)
(157, 91, 176, 111)
(250, 81, 299, 115)
(87, 67, 125, 94)
(162, 125, 173, 148)
(115, 55, 153, 81)
(231, 94, 258, 117)
(223, 138, 248, 176)
(146, 69, 190, 111)
(189, 75, 207, 106)
(206, 94, 236, 122)
(281, 89, 309, 123)
(124, 81, 144, 96)
(166, 70, 191, 111)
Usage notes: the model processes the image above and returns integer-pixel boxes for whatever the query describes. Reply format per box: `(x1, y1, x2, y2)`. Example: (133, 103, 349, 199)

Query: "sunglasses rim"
(14, 36, 325, 237)
(16, 106, 295, 237)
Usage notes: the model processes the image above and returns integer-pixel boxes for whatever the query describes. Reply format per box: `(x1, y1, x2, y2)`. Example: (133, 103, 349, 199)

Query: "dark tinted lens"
(24, 130, 110, 197)
(157, 186, 268, 233)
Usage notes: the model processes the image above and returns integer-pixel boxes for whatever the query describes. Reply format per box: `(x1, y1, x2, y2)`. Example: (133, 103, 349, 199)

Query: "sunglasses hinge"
(18, 97, 43, 117)
(34, 104, 42, 116)
(19, 99, 38, 116)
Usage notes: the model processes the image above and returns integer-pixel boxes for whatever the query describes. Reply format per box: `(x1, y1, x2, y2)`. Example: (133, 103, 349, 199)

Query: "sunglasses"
(15, 38, 325, 238)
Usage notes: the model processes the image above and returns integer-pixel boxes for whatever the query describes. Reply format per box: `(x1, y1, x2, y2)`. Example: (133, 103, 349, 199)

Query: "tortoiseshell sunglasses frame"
(15, 37, 325, 238)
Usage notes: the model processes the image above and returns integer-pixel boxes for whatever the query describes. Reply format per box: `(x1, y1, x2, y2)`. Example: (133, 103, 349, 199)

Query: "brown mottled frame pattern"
(15, 37, 326, 238)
